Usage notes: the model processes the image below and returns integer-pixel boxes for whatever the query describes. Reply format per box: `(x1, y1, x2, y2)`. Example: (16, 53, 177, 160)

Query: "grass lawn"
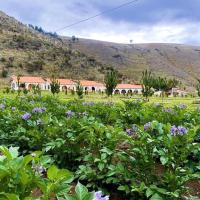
(0, 90, 199, 108)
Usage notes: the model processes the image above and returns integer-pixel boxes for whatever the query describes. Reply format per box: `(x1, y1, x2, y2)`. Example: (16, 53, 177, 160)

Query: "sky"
(1, 0, 200, 44)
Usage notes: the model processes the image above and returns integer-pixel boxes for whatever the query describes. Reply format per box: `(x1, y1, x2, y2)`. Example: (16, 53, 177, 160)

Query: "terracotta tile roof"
(11, 76, 46, 83)
(58, 79, 75, 85)
(79, 80, 104, 87)
(43, 78, 75, 85)
(116, 84, 142, 89)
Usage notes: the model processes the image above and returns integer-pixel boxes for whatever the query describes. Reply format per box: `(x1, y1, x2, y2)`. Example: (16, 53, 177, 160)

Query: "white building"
(114, 84, 143, 94)
(10, 76, 46, 90)
(10, 75, 143, 94)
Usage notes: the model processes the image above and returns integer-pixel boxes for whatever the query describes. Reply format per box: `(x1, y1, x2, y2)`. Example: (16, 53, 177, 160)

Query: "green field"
(1, 90, 199, 108)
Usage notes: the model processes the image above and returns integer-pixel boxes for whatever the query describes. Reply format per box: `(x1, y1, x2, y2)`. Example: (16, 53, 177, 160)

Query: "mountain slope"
(0, 11, 106, 87)
(0, 10, 200, 90)
(65, 38, 200, 88)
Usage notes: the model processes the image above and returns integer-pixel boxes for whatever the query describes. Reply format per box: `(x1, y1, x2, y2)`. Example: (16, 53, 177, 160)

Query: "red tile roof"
(58, 79, 75, 85)
(116, 84, 142, 89)
(11, 76, 46, 83)
(79, 80, 104, 87)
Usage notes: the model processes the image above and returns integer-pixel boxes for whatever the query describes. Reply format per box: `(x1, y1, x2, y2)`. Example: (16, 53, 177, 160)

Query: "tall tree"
(196, 79, 200, 97)
(104, 69, 118, 97)
(75, 81, 84, 99)
(141, 70, 154, 100)
(153, 76, 179, 100)
(50, 75, 60, 95)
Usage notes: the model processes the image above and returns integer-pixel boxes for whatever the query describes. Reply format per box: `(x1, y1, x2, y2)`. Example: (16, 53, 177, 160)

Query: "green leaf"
(63, 194, 77, 200)
(160, 156, 168, 165)
(57, 169, 73, 183)
(9, 147, 19, 158)
(98, 163, 104, 171)
(0, 146, 12, 160)
(146, 188, 154, 198)
(75, 182, 88, 200)
(83, 192, 94, 200)
(150, 193, 163, 200)
(47, 165, 59, 181)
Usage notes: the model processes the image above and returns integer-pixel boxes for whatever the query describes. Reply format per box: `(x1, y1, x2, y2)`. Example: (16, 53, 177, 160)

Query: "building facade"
(114, 84, 143, 94)
(10, 75, 143, 93)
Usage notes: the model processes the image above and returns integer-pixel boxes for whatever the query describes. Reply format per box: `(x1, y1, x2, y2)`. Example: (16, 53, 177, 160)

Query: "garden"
(0, 93, 200, 200)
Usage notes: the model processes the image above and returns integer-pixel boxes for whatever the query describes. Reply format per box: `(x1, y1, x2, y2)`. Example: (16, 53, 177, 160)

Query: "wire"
(55, 0, 140, 32)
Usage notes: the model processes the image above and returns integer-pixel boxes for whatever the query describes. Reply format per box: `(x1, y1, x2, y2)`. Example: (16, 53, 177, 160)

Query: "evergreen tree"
(50, 75, 60, 95)
(104, 69, 118, 97)
(141, 70, 154, 100)
(76, 81, 84, 99)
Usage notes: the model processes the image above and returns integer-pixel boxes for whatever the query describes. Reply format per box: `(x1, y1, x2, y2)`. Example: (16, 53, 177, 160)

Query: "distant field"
(0, 90, 199, 108)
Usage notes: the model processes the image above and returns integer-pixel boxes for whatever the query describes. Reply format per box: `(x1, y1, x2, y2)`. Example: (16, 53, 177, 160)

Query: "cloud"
(0, 0, 200, 45)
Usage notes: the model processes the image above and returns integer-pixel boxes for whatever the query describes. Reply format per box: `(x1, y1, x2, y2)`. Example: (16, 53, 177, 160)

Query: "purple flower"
(82, 102, 95, 106)
(170, 125, 187, 136)
(41, 107, 46, 112)
(94, 191, 109, 200)
(65, 110, 75, 118)
(170, 125, 178, 136)
(21, 113, 31, 120)
(144, 122, 151, 131)
(177, 104, 187, 109)
(11, 107, 16, 111)
(177, 126, 188, 135)
(126, 128, 134, 136)
(163, 108, 173, 113)
(0, 104, 5, 110)
(32, 107, 46, 113)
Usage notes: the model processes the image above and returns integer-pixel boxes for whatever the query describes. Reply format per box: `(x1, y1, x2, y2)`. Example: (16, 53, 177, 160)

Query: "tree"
(75, 81, 84, 99)
(17, 74, 21, 96)
(141, 70, 154, 100)
(1, 68, 8, 78)
(50, 75, 60, 95)
(153, 77, 179, 99)
(196, 79, 200, 97)
(104, 69, 118, 97)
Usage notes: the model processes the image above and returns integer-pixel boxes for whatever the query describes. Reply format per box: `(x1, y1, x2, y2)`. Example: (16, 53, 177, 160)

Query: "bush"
(1, 68, 8, 78)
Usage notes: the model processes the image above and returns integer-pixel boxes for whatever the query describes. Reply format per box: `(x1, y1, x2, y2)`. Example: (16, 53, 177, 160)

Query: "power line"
(55, 0, 140, 32)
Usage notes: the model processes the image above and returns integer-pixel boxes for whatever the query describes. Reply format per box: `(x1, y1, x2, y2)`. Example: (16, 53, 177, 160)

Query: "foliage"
(0, 146, 74, 199)
(32, 84, 41, 96)
(1, 68, 8, 78)
(50, 76, 60, 95)
(141, 70, 154, 100)
(0, 96, 199, 199)
(104, 69, 118, 97)
(196, 79, 200, 97)
(76, 81, 84, 99)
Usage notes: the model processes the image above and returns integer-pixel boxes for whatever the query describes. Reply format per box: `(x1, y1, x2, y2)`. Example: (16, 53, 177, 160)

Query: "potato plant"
(0, 95, 199, 199)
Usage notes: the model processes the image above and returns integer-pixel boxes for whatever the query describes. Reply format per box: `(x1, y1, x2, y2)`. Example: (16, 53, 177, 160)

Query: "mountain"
(0, 10, 200, 90)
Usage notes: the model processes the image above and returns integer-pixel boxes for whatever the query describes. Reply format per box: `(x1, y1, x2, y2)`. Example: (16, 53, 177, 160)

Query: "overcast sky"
(1, 0, 200, 44)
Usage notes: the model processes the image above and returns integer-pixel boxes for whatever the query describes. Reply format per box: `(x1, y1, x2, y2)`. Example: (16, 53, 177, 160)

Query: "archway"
(62, 86, 67, 91)
(114, 89, 120, 94)
(121, 89, 126, 94)
(127, 90, 132, 94)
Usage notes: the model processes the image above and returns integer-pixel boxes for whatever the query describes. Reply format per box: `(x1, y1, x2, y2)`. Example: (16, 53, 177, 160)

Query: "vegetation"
(50, 76, 60, 95)
(76, 81, 84, 99)
(0, 94, 199, 199)
(141, 70, 154, 100)
(104, 69, 118, 97)
(196, 79, 200, 97)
